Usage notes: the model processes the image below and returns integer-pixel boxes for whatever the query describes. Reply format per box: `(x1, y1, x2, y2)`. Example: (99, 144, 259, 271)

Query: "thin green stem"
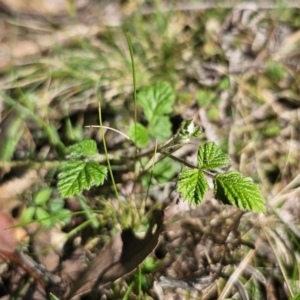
(141, 142, 158, 212)
(125, 30, 139, 176)
(98, 103, 119, 200)
(138, 266, 142, 299)
(125, 31, 137, 132)
(122, 282, 134, 300)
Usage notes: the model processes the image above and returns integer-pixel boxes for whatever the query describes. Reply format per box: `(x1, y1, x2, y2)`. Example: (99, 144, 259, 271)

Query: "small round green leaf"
(55, 208, 72, 225)
(49, 198, 64, 212)
(33, 187, 52, 206)
(35, 207, 52, 227)
(21, 206, 36, 223)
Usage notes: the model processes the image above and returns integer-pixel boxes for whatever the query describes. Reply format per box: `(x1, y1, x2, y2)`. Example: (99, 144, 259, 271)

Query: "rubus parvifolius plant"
(58, 81, 265, 213)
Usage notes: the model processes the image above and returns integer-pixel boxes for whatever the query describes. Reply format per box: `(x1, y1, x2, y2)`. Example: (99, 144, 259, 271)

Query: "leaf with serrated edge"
(137, 82, 174, 122)
(69, 139, 98, 157)
(127, 122, 149, 148)
(214, 171, 265, 212)
(177, 169, 209, 205)
(148, 115, 172, 142)
(198, 142, 229, 170)
(58, 161, 107, 197)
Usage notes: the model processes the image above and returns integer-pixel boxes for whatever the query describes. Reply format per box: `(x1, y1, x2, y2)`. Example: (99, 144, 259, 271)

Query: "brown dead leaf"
(0, 210, 27, 257)
(32, 227, 66, 272)
(66, 209, 164, 300)
(0, 210, 17, 255)
(0, 167, 48, 216)
(0, 211, 45, 289)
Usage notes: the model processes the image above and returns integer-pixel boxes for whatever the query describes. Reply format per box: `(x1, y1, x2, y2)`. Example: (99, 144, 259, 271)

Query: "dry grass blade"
(219, 244, 257, 299)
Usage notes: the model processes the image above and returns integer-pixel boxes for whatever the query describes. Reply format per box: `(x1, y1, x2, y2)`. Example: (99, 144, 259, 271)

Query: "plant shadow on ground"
(0, 1, 300, 300)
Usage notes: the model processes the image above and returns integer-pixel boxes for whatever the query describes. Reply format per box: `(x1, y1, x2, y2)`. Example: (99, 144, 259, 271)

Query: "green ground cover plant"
(58, 103, 264, 214)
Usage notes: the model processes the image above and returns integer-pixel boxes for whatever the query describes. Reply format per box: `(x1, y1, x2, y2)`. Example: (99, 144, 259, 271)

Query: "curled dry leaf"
(66, 209, 164, 300)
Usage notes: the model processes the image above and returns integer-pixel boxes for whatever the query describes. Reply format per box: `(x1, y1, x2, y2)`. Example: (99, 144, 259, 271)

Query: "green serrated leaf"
(177, 119, 202, 143)
(128, 122, 149, 148)
(198, 142, 229, 170)
(137, 82, 174, 122)
(58, 161, 107, 197)
(68, 139, 98, 157)
(190, 126, 202, 138)
(177, 169, 209, 205)
(178, 119, 195, 136)
(33, 187, 52, 206)
(214, 171, 265, 212)
(148, 115, 172, 141)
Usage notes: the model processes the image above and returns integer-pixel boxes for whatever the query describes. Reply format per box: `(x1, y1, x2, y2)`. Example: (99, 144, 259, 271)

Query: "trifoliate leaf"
(128, 122, 149, 148)
(177, 169, 209, 205)
(58, 160, 107, 197)
(149, 115, 172, 142)
(68, 139, 98, 158)
(198, 142, 229, 170)
(137, 82, 174, 122)
(214, 171, 265, 212)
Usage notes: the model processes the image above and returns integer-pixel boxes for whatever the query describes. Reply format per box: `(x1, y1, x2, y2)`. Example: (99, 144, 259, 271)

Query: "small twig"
(85, 125, 131, 140)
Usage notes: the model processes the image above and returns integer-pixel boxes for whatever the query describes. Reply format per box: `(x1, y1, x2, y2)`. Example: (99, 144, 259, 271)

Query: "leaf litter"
(0, 1, 300, 299)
